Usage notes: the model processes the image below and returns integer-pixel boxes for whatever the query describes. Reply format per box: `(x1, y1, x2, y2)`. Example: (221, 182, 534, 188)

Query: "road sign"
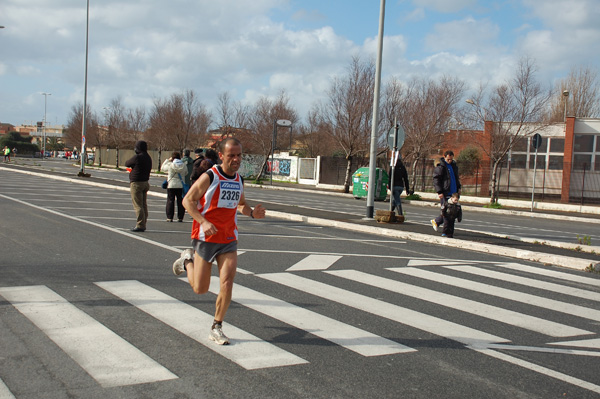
(387, 124, 405, 149)
(531, 133, 542, 149)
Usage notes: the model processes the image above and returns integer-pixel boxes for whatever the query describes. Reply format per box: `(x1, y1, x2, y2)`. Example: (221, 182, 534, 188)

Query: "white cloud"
(424, 16, 501, 54)
(412, 0, 477, 13)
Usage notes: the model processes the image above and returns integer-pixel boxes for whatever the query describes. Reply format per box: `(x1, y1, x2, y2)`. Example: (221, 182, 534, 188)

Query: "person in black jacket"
(431, 150, 461, 232)
(191, 149, 218, 184)
(387, 157, 410, 216)
(441, 192, 462, 238)
(125, 140, 152, 232)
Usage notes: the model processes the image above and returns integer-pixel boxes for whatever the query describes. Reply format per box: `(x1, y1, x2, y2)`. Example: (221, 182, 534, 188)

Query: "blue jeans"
(391, 186, 404, 215)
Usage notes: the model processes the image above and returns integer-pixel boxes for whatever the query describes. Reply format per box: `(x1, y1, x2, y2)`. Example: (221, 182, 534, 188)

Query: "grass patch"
(404, 193, 422, 201)
(484, 202, 503, 209)
(576, 234, 592, 246)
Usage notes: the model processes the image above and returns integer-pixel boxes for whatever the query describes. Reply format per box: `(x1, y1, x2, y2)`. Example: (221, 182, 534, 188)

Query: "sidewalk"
(2, 161, 599, 271)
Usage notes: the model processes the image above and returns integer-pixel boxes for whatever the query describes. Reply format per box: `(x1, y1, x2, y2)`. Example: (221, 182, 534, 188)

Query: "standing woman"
(161, 151, 188, 222)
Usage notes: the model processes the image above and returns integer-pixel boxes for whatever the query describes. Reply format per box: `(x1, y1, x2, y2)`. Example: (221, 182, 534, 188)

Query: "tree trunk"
(115, 146, 120, 168)
(343, 155, 353, 193)
(98, 146, 102, 167)
(490, 160, 500, 203)
(410, 158, 419, 193)
(256, 155, 269, 182)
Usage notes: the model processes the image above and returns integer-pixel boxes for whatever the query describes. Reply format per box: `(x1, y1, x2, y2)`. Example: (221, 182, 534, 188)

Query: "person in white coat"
(161, 151, 188, 222)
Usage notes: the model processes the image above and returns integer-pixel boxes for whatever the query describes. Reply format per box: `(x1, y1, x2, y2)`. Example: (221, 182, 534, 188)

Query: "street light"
(563, 90, 570, 122)
(41, 92, 51, 159)
(79, 0, 90, 177)
(271, 119, 292, 186)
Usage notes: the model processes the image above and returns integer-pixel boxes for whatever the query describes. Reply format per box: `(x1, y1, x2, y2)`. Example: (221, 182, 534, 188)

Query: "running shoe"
(430, 219, 438, 232)
(209, 324, 230, 345)
(172, 248, 194, 276)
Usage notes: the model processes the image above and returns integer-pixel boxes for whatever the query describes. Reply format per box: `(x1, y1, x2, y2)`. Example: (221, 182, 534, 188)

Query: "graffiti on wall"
(267, 159, 291, 176)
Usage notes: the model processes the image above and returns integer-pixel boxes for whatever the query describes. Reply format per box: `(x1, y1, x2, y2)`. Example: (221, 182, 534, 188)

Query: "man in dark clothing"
(191, 149, 218, 184)
(125, 140, 152, 232)
(431, 150, 461, 232)
(387, 157, 410, 216)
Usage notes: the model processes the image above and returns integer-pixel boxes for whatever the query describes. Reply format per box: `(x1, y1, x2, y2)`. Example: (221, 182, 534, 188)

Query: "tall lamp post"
(365, 0, 386, 219)
(41, 92, 51, 159)
(562, 90, 570, 122)
(79, 0, 90, 177)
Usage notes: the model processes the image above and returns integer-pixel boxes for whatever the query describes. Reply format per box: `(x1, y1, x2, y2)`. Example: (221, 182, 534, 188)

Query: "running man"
(172, 137, 266, 345)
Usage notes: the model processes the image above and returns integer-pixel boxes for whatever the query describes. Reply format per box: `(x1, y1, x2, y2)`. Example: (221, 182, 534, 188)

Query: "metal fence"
(405, 159, 600, 206)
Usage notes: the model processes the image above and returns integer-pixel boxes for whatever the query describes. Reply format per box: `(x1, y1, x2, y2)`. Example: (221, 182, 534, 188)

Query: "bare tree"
(546, 65, 600, 122)
(64, 103, 101, 164)
(384, 76, 466, 193)
(295, 105, 339, 157)
(105, 97, 127, 168)
(244, 91, 298, 181)
(215, 90, 251, 130)
(465, 56, 552, 203)
(125, 105, 148, 144)
(320, 56, 375, 192)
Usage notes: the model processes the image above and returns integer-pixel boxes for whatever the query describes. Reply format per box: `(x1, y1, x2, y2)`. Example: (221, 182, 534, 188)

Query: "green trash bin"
(352, 167, 389, 201)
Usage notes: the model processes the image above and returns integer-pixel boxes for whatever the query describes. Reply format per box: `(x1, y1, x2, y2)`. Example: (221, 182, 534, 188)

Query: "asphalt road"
(7, 157, 600, 247)
(1, 163, 600, 398)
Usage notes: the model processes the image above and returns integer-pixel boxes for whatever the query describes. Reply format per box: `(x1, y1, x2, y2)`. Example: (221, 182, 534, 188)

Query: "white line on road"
(497, 262, 600, 288)
(96, 280, 307, 370)
(445, 265, 600, 302)
(469, 347, 600, 394)
(196, 276, 415, 357)
(0, 378, 16, 399)
(390, 267, 600, 323)
(0, 285, 178, 388)
(286, 254, 342, 271)
(257, 272, 509, 346)
(327, 269, 591, 337)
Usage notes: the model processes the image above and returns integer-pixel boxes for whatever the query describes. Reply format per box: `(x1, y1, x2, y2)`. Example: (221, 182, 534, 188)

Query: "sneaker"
(177, 219, 183, 222)
(172, 248, 194, 276)
(166, 219, 173, 222)
(209, 324, 230, 345)
(441, 233, 447, 237)
(431, 219, 438, 232)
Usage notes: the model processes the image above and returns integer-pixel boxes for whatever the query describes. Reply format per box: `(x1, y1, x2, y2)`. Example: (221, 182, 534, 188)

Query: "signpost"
(388, 122, 405, 212)
(530, 133, 542, 211)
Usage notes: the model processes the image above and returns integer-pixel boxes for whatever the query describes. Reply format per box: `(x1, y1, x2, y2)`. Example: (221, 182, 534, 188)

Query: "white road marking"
(286, 254, 342, 271)
(258, 272, 509, 346)
(0, 285, 177, 388)
(96, 280, 306, 370)
(549, 338, 600, 350)
(327, 270, 591, 337)
(0, 378, 16, 399)
(445, 265, 600, 302)
(497, 262, 600, 288)
(390, 267, 600, 322)
(469, 347, 600, 394)
(198, 276, 414, 357)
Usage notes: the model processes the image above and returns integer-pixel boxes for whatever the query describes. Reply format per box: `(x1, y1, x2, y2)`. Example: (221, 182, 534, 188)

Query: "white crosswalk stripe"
(96, 280, 308, 370)
(389, 267, 600, 323)
(445, 265, 600, 302)
(200, 276, 415, 356)
(0, 285, 178, 388)
(1, 256, 600, 395)
(257, 272, 509, 346)
(327, 269, 592, 337)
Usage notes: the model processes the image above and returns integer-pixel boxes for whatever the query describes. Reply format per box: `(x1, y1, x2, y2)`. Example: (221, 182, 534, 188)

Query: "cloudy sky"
(1, 0, 599, 127)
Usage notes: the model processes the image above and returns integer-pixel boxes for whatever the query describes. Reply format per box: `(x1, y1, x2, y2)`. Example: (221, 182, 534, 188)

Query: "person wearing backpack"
(161, 152, 188, 222)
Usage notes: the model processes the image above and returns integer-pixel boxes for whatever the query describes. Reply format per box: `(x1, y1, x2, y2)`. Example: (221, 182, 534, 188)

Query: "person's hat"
(194, 148, 203, 154)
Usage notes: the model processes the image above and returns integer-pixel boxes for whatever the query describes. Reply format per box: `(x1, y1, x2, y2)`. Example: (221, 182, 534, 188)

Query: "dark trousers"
(442, 216, 456, 237)
(166, 188, 185, 220)
(434, 196, 449, 226)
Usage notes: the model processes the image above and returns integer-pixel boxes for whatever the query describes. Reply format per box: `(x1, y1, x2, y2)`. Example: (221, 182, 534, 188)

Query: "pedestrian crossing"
(1, 259, 600, 395)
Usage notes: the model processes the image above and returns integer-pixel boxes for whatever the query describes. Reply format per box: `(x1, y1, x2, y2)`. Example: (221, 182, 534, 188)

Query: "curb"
(265, 211, 598, 271)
